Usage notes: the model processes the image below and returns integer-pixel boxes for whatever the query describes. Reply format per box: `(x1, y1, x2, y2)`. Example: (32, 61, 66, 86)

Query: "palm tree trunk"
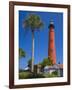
(37, 31, 40, 74)
(31, 30, 34, 72)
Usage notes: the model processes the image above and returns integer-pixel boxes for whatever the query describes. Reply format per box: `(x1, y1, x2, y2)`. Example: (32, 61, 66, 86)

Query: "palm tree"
(23, 14, 43, 72)
(19, 48, 26, 59)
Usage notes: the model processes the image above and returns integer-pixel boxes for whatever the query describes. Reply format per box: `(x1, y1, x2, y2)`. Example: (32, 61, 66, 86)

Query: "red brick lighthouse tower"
(48, 20, 56, 64)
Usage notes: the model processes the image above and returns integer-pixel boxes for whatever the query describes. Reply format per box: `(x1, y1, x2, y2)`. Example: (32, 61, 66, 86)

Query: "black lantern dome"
(48, 20, 55, 29)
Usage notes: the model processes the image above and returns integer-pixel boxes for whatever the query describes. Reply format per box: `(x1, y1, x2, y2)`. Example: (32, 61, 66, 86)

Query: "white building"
(44, 64, 63, 77)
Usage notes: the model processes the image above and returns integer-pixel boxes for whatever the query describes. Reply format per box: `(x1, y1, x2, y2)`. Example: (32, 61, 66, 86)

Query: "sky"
(19, 10, 63, 69)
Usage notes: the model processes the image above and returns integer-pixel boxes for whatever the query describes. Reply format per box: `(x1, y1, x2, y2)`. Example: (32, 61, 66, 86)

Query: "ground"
(19, 70, 59, 79)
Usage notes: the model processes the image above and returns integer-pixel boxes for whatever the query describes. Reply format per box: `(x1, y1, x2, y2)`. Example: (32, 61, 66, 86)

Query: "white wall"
(0, 0, 72, 90)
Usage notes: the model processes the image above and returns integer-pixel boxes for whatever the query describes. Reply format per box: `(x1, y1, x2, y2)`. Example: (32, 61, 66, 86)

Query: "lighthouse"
(48, 20, 56, 64)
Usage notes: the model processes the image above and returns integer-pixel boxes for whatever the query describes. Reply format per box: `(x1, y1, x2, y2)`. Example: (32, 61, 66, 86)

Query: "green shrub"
(52, 71, 58, 75)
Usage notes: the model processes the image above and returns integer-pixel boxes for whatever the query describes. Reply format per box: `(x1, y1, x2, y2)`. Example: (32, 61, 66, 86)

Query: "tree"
(23, 14, 43, 72)
(19, 48, 26, 59)
(28, 59, 32, 71)
(41, 57, 53, 68)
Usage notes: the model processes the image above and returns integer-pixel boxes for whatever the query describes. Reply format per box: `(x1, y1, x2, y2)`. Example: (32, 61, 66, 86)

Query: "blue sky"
(19, 11, 63, 69)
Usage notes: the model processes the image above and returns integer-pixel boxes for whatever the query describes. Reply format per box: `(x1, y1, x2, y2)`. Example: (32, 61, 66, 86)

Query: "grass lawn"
(19, 71, 45, 79)
(43, 73, 59, 78)
(19, 71, 32, 79)
(19, 70, 59, 79)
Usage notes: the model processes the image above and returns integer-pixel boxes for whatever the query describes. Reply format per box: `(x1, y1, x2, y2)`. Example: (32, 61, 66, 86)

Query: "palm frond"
(23, 14, 44, 31)
(19, 48, 26, 59)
